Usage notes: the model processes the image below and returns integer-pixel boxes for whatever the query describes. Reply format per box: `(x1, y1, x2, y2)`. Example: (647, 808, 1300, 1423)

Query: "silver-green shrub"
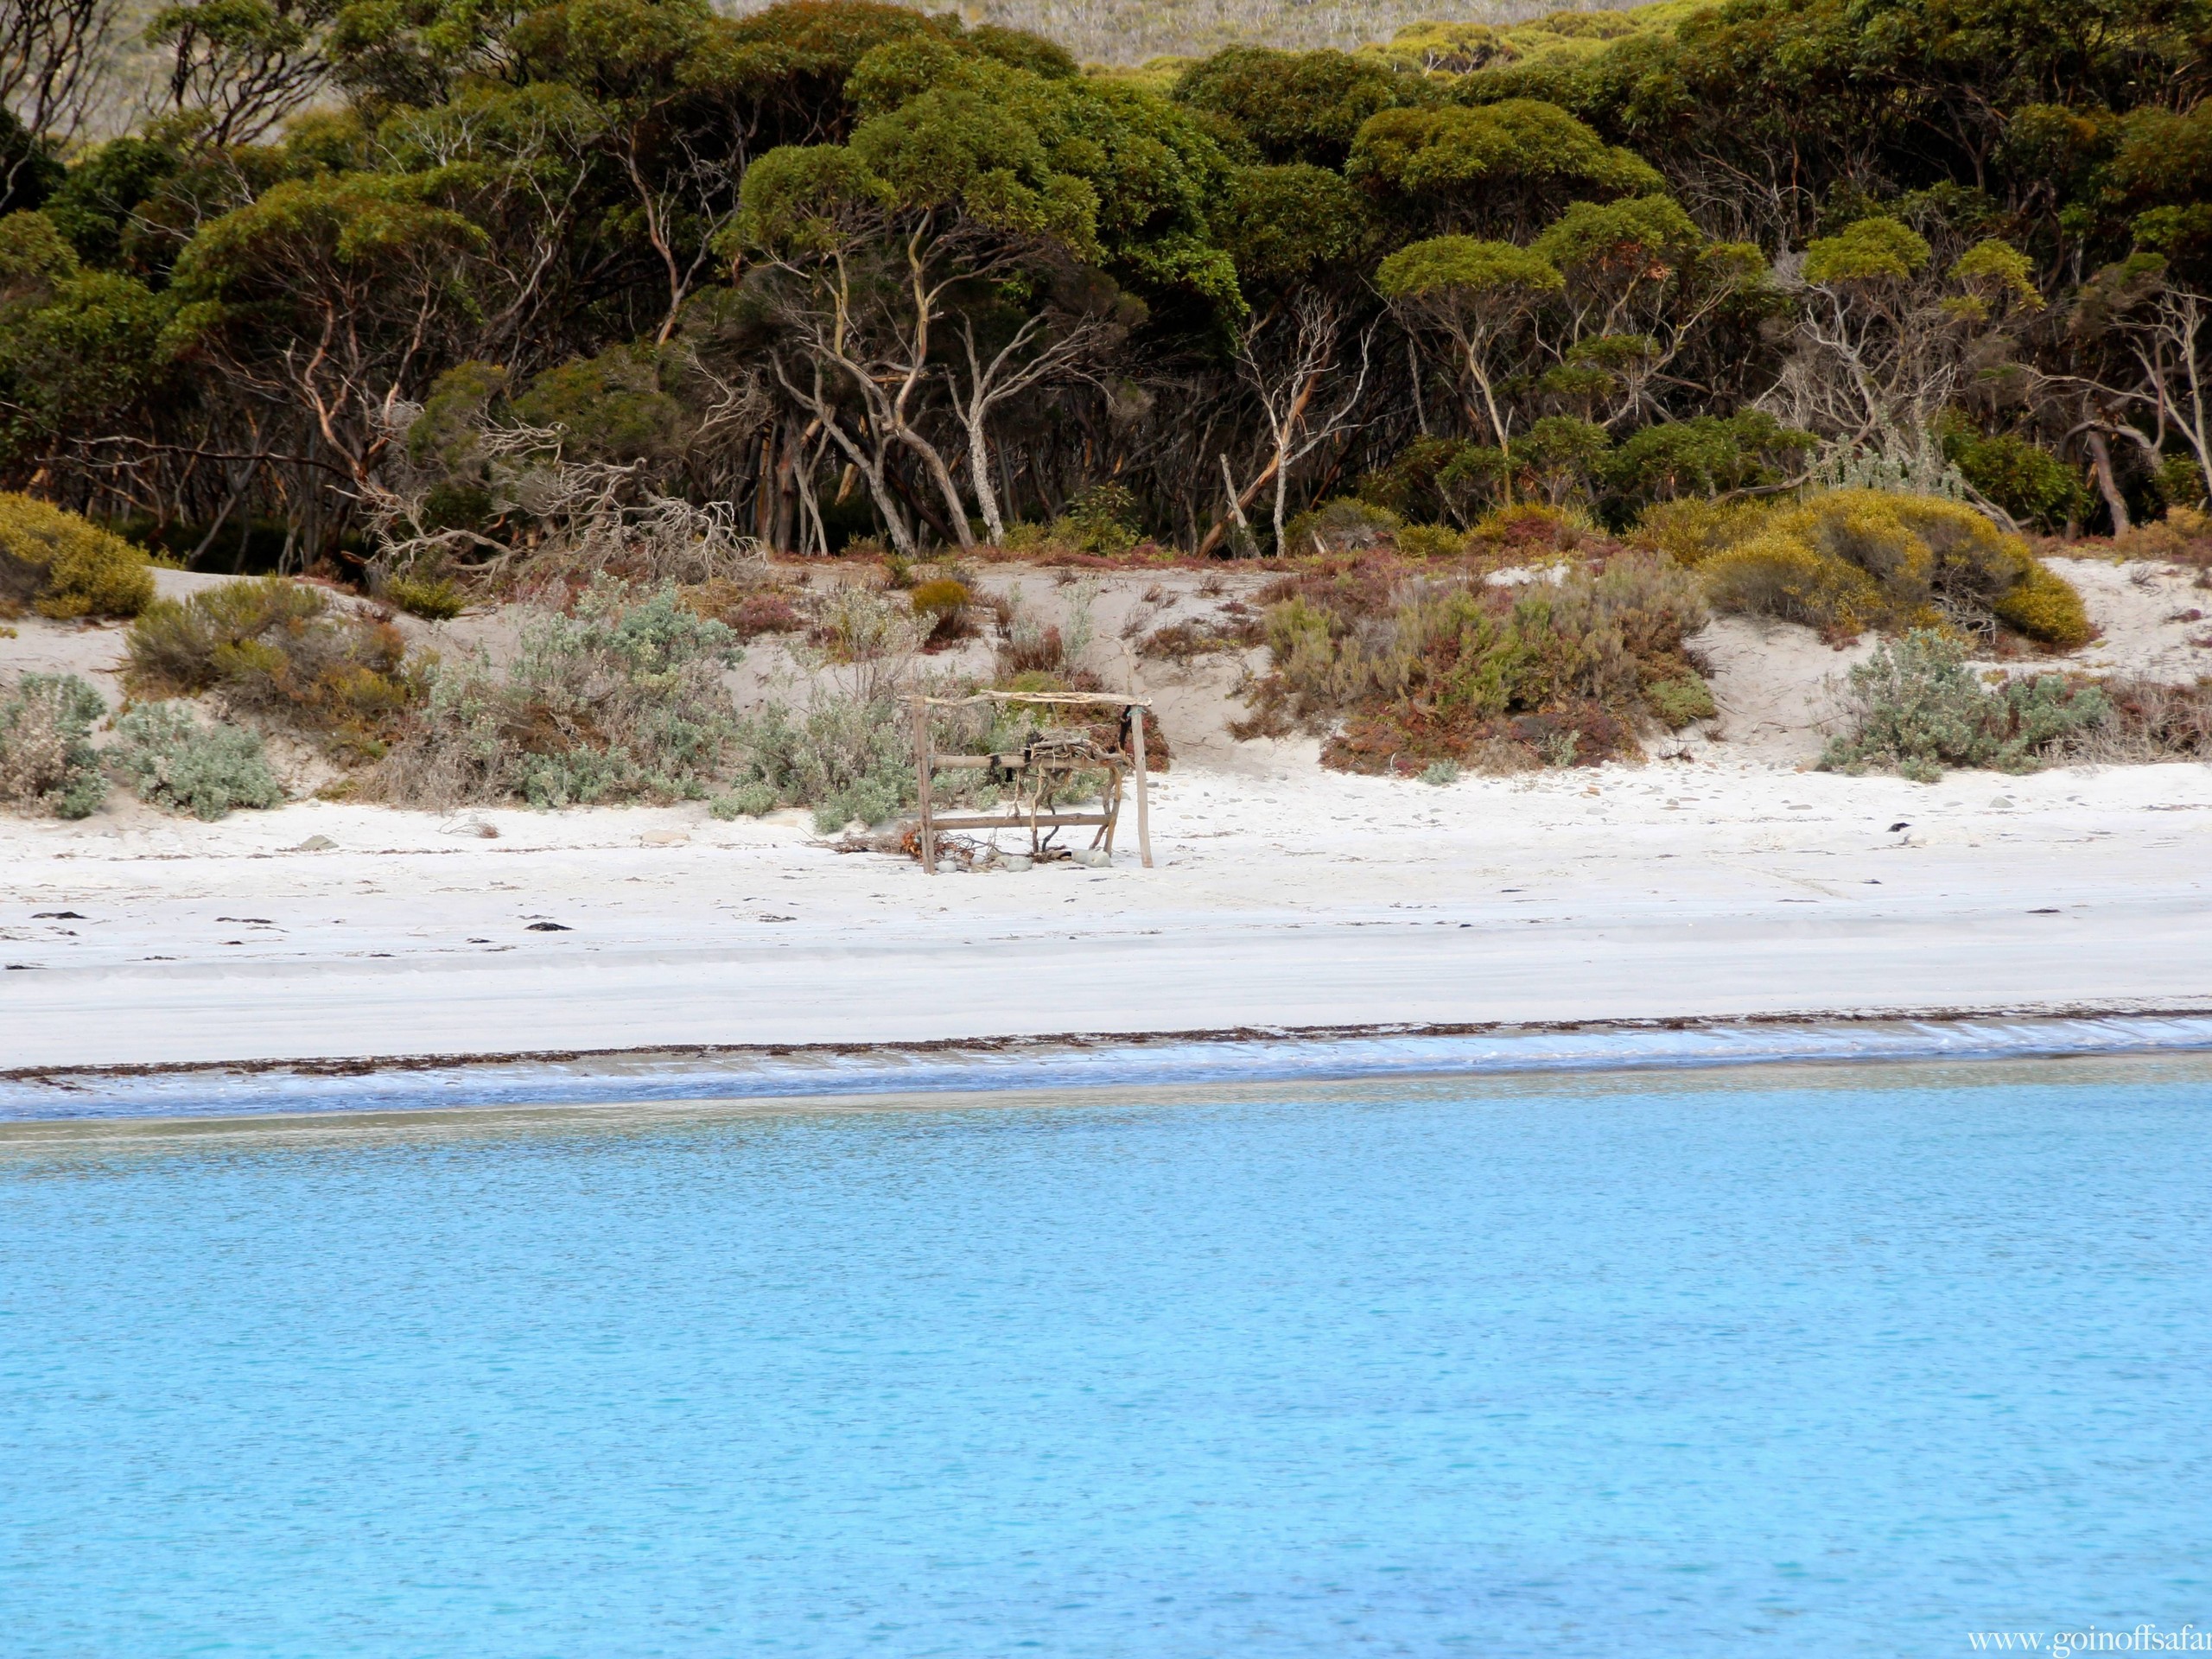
(1820, 629, 2108, 782)
(715, 696, 1086, 835)
(377, 581, 741, 808)
(109, 702, 283, 819)
(0, 673, 107, 818)
(719, 696, 918, 833)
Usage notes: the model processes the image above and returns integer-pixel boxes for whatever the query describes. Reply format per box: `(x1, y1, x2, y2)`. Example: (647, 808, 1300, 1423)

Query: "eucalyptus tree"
(168, 173, 489, 487)
(1376, 234, 1560, 479)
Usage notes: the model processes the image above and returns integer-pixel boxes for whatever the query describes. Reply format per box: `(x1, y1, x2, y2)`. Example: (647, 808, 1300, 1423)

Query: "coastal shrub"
(1467, 501, 1592, 556)
(1001, 486, 1145, 557)
(1395, 524, 1465, 560)
(1646, 674, 1718, 728)
(1819, 629, 2109, 781)
(385, 573, 466, 620)
(2112, 505, 2212, 569)
(810, 584, 924, 678)
(2157, 458, 2209, 515)
(719, 688, 1139, 834)
(107, 702, 283, 819)
(680, 577, 806, 639)
(908, 576, 972, 644)
(1282, 497, 1402, 557)
(0, 671, 106, 817)
(1703, 529, 1887, 635)
(1990, 561, 2094, 646)
(1701, 491, 2092, 647)
(1357, 436, 1503, 528)
(1602, 412, 1815, 514)
(1055, 484, 1142, 556)
(0, 493, 156, 620)
(124, 576, 416, 760)
(1632, 497, 1770, 568)
(373, 581, 741, 809)
(709, 779, 780, 819)
(2050, 675, 2212, 762)
(1937, 423, 2088, 533)
(727, 695, 916, 832)
(1238, 550, 1710, 772)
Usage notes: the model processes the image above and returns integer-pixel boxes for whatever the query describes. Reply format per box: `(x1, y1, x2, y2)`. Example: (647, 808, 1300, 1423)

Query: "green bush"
(908, 577, 969, 618)
(1990, 561, 2094, 646)
(1632, 497, 1773, 568)
(1645, 674, 1718, 728)
(1281, 497, 1402, 556)
(385, 574, 466, 620)
(1466, 500, 1595, 555)
(0, 672, 107, 817)
(1240, 550, 1710, 772)
(0, 493, 156, 620)
(2155, 454, 2209, 513)
(124, 576, 416, 759)
(1357, 436, 1503, 528)
(1819, 629, 2109, 781)
(727, 695, 916, 832)
(1937, 416, 2088, 532)
(720, 692, 1094, 833)
(1603, 413, 1814, 514)
(1395, 524, 1465, 560)
(907, 576, 971, 642)
(1055, 483, 1143, 555)
(108, 702, 283, 819)
(375, 582, 741, 808)
(709, 779, 780, 819)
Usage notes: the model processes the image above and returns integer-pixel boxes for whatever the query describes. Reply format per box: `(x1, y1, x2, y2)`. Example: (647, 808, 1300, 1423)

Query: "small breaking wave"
(7, 1013, 2212, 1122)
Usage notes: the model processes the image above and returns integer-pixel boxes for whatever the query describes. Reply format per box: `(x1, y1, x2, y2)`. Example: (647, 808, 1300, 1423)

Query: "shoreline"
(10, 1009, 2212, 1124)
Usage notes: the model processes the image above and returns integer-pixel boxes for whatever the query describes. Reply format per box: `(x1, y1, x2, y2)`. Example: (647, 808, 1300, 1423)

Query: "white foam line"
(7, 1014, 2212, 1123)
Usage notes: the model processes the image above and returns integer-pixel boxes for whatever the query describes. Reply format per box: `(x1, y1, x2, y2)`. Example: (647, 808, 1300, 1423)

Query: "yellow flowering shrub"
(1684, 489, 2091, 648)
(0, 493, 156, 620)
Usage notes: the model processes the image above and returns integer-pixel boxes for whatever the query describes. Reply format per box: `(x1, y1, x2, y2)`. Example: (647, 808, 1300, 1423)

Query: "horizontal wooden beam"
(909, 690, 1149, 709)
(919, 814, 1115, 831)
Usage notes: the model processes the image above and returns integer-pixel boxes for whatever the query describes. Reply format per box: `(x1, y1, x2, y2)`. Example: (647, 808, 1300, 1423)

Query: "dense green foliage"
(0, 0, 2207, 564)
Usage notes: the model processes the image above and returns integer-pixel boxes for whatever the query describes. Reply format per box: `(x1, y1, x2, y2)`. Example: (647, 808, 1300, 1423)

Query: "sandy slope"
(4, 556, 2210, 1071)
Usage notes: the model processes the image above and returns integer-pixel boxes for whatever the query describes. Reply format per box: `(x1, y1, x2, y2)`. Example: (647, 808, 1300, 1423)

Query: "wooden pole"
(913, 696, 936, 874)
(1130, 701, 1152, 869)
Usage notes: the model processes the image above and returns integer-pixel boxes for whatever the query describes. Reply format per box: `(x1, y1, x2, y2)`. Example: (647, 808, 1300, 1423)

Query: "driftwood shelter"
(907, 690, 1153, 874)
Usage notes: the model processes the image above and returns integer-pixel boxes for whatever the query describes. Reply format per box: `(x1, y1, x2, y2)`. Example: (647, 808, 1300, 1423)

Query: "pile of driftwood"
(908, 690, 1153, 873)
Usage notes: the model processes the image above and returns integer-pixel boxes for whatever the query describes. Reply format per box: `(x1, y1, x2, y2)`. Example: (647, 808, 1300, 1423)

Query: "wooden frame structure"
(907, 690, 1153, 874)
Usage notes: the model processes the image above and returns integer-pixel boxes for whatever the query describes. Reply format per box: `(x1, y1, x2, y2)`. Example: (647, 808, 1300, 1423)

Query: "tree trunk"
(966, 424, 1006, 544)
(2086, 429, 2131, 536)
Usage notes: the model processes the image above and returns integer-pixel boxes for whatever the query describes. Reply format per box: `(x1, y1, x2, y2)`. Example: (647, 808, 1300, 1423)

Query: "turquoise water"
(3, 1060, 2208, 1656)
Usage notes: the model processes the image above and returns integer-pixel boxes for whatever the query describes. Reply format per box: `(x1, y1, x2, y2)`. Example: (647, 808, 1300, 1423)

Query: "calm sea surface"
(3, 1059, 2207, 1656)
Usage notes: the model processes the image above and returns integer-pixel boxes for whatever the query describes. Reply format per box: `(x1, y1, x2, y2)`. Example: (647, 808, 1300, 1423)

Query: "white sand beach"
(3, 750, 2209, 1071)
